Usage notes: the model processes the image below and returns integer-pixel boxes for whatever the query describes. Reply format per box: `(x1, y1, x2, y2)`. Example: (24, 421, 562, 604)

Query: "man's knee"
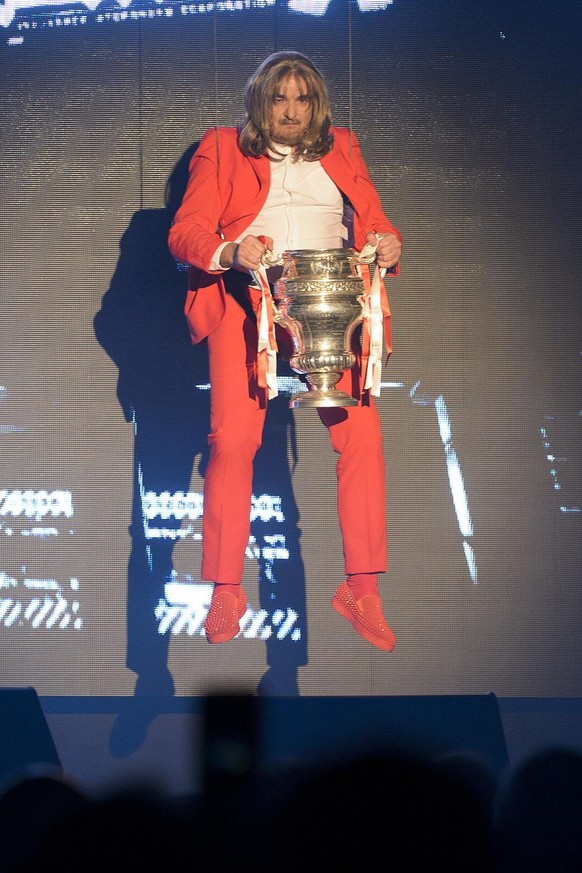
(208, 425, 262, 459)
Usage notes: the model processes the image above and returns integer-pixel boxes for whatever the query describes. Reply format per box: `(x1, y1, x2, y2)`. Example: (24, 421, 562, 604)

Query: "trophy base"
(289, 388, 358, 409)
(288, 368, 358, 409)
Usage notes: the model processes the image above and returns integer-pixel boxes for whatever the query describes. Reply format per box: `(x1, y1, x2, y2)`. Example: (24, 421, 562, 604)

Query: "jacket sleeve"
(168, 129, 225, 273)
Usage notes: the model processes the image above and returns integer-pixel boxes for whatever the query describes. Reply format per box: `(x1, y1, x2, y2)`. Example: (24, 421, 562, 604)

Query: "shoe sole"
(331, 594, 396, 652)
(206, 625, 241, 644)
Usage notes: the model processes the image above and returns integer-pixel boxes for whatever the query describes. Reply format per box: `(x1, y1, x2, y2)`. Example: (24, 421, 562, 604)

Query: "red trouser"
(201, 285, 388, 584)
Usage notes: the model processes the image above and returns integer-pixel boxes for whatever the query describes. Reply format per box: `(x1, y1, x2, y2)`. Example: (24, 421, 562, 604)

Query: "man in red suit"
(168, 50, 402, 651)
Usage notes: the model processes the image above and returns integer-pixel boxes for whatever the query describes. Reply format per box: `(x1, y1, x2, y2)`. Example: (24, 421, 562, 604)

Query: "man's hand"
(220, 235, 275, 272)
(366, 231, 401, 270)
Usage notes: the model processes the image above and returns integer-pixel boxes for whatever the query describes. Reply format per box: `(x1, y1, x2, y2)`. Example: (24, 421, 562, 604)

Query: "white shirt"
(210, 145, 347, 270)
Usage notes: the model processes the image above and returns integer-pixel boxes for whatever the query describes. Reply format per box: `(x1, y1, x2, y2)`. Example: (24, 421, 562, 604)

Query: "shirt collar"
(268, 143, 297, 160)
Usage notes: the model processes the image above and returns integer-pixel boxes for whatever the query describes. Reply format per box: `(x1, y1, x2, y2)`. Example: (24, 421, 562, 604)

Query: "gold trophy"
(273, 248, 369, 408)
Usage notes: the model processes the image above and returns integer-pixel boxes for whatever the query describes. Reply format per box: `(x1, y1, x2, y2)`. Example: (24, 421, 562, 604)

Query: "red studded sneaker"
(331, 580, 396, 652)
(204, 585, 248, 644)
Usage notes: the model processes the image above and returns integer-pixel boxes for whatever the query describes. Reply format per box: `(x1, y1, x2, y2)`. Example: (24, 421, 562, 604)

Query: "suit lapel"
(321, 135, 358, 204)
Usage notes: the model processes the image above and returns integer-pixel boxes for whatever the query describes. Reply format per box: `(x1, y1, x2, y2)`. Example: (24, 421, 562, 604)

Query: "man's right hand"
(220, 235, 274, 272)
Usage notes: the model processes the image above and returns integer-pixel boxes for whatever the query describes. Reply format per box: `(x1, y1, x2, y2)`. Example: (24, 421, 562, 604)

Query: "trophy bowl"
(272, 248, 366, 408)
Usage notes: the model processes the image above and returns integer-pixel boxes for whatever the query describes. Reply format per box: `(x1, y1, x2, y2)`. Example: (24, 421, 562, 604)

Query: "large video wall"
(1, 0, 580, 698)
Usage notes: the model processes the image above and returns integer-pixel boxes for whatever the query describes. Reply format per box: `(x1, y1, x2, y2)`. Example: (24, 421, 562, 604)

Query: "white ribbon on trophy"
(354, 237, 387, 398)
(253, 262, 279, 400)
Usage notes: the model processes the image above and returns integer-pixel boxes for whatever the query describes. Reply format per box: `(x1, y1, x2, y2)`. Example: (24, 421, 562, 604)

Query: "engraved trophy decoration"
(272, 246, 374, 408)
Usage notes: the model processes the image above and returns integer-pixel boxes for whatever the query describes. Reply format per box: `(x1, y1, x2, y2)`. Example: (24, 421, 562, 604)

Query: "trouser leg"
(201, 291, 267, 583)
(318, 368, 388, 576)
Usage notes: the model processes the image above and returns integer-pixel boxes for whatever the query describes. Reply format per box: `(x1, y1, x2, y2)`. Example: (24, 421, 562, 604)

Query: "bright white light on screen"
(3, 0, 395, 34)
(288, 0, 392, 13)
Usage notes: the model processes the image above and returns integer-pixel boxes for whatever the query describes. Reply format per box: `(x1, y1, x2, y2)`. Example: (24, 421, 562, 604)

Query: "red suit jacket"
(168, 126, 401, 344)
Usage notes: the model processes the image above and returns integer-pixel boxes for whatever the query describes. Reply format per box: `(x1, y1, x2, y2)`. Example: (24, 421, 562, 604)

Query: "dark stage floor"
(1, 692, 580, 799)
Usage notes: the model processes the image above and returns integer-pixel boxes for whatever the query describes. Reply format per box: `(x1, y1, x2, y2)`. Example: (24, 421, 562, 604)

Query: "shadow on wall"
(93, 144, 309, 758)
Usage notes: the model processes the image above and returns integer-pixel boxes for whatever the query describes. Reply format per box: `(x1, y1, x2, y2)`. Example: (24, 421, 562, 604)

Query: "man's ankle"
(346, 573, 379, 599)
(212, 582, 241, 596)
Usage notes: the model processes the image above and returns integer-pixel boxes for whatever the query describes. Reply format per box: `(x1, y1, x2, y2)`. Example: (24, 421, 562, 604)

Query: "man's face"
(268, 74, 312, 146)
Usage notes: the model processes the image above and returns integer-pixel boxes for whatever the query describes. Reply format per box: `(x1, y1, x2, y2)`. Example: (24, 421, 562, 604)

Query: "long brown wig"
(238, 51, 333, 162)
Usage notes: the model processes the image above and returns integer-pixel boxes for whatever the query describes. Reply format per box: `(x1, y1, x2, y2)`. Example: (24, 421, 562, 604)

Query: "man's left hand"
(367, 231, 401, 270)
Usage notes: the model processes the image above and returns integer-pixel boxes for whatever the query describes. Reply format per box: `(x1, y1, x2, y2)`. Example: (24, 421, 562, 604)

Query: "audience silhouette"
(2, 715, 582, 873)
(0, 769, 90, 873)
(493, 746, 582, 873)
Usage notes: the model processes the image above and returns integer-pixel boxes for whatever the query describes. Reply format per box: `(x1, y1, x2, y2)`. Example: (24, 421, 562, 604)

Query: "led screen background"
(0, 0, 580, 698)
